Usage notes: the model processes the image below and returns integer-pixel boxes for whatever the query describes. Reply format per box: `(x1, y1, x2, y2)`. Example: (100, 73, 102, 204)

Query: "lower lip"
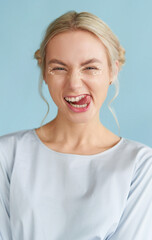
(64, 99, 91, 113)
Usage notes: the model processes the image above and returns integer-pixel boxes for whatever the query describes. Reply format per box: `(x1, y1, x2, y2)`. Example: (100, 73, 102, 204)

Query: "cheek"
(88, 75, 110, 103)
(88, 74, 109, 92)
(47, 79, 64, 101)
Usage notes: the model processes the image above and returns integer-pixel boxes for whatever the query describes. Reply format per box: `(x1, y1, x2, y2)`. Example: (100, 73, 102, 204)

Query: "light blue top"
(0, 129, 152, 240)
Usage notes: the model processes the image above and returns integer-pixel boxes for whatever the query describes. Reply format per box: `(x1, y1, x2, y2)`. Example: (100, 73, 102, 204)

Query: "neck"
(45, 111, 109, 149)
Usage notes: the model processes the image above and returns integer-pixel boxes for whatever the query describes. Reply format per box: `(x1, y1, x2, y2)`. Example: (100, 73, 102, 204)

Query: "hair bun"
(34, 49, 42, 66)
(118, 46, 126, 70)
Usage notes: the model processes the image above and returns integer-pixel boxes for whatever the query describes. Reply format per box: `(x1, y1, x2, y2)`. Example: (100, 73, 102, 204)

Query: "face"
(44, 29, 118, 124)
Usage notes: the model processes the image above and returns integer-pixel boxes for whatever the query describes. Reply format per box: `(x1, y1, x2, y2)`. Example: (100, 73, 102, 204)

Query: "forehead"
(45, 30, 108, 64)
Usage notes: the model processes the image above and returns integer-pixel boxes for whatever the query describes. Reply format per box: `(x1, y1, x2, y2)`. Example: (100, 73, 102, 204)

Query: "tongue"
(72, 95, 91, 105)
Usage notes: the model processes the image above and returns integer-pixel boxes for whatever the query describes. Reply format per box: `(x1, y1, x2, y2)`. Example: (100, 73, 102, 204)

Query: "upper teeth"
(65, 95, 86, 102)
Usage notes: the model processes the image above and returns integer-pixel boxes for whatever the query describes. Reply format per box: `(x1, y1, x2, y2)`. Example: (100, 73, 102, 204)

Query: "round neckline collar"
(32, 128, 125, 158)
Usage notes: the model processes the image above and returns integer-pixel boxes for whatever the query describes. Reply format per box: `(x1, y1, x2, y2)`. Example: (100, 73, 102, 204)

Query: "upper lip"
(64, 94, 90, 98)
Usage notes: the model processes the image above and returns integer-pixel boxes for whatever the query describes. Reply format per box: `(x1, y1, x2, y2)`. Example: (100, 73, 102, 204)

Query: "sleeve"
(109, 145, 152, 240)
(0, 139, 13, 240)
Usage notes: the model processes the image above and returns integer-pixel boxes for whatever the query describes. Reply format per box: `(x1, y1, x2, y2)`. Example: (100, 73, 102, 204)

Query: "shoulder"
(114, 137, 152, 166)
(0, 128, 34, 150)
(122, 138, 152, 159)
(122, 136, 151, 151)
(0, 128, 34, 177)
(122, 137, 152, 180)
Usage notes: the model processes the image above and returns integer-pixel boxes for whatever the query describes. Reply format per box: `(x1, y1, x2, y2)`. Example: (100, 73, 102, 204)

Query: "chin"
(66, 114, 95, 124)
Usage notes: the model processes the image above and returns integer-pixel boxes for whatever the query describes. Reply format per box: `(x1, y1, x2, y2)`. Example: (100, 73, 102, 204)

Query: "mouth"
(64, 94, 91, 106)
(64, 95, 92, 113)
(64, 93, 90, 98)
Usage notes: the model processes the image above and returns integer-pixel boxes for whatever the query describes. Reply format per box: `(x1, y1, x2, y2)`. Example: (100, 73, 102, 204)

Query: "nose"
(66, 69, 83, 90)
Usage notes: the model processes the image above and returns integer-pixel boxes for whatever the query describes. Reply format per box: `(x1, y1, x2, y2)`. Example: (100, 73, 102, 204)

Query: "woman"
(0, 11, 152, 240)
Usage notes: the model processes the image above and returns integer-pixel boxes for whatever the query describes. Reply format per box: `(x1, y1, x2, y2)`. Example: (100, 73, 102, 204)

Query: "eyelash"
(52, 67, 99, 71)
(52, 67, 66, 71)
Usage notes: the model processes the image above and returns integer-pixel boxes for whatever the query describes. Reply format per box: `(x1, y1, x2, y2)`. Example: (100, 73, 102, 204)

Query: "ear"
(109, 60, 119, 84)
(43, 71, 47, 85)
(44, 78, 47, 85)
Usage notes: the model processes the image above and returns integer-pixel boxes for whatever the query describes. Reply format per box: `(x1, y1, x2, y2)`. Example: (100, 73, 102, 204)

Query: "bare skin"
(35, 29, 121, 155)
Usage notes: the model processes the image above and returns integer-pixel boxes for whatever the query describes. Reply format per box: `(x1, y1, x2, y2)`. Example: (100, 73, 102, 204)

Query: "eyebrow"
(47, 58, 102, 66)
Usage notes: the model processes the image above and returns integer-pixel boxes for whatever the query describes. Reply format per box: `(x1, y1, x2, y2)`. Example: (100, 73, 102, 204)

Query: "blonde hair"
(34, 10, 125, 135)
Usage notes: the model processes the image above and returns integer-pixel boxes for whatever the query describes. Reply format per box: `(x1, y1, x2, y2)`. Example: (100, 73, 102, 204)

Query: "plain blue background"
(0, 0, 152, 147)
